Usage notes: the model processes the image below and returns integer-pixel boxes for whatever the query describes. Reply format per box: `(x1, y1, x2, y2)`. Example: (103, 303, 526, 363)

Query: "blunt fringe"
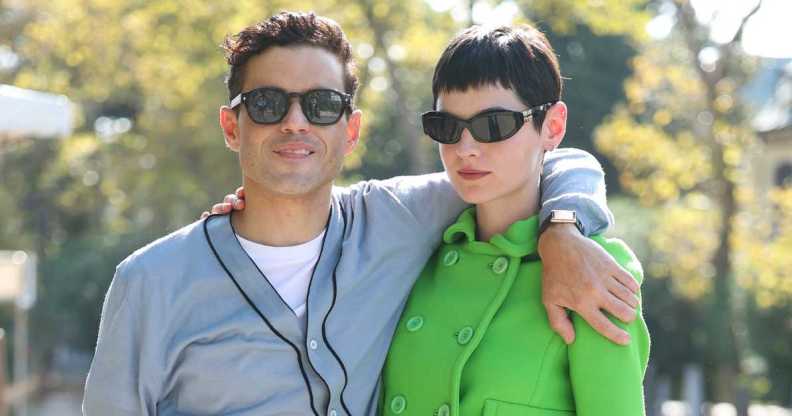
(432, 25, 563, 130)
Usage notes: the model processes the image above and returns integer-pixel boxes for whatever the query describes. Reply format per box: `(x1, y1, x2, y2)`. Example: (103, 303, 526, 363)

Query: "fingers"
(545, 304, 576, 344)
(611, 263, 639, 293)
(235, 186, 245, 199)
(211, 202, 232, 214)
(223, 194, 245, 210)
(606, 276, 640, 309)
(603, 292, 637, 323)
(581, 307, 630, 346)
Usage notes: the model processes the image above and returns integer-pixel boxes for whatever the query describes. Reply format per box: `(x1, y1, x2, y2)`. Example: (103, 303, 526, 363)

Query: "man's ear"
(344, 109, 363, 156)
(541, 101, 567, 151)
(219, 106, 241, 152)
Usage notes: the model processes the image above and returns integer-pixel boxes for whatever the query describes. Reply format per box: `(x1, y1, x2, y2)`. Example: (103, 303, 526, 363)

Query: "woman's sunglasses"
(230, 87, 352, 125)
(421, 102, 556, 144)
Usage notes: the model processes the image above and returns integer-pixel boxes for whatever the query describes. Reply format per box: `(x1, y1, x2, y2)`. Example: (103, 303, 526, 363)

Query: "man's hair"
(431, 24, 562, 131)
(222, 11, 358, 106)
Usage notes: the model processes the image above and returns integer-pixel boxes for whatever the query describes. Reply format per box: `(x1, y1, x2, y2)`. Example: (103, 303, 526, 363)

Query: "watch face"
(552, 210, 576, 222)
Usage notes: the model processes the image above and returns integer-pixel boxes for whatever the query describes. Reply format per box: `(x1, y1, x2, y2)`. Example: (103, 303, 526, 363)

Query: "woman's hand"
(200, 187, 246, 218)
(537, 223, 640, 346)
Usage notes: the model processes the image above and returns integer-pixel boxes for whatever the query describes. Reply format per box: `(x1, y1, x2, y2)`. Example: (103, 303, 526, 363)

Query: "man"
(84, 11, 639, 416)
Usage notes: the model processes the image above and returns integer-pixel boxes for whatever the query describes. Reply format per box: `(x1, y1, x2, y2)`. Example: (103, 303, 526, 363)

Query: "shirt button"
(492, 256, 509, 274)
(443, 250, 459, 266)
(390, 395, 407, 414)
(437, 403, 450, 416)
(457, 326, 474, 345)
(406, 315, 424, 332)
(309, 339, 318, 350)
(329, 410, 337, 416)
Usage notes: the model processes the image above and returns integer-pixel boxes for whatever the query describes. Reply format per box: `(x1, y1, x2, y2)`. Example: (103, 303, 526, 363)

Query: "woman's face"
(437, 84, 563, 205)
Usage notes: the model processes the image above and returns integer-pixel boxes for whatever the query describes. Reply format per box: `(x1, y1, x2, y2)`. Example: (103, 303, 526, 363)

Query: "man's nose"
(280, 99, 310, 134)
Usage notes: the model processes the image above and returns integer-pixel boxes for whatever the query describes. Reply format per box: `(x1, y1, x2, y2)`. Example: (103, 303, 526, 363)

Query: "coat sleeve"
(540, 148, 614, 236)
(82, 256, 162, 415)
(567, 236, 651, 416)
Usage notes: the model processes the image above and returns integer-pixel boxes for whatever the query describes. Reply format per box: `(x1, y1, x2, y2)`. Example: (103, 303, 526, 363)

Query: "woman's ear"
(541, 101, 567, 151)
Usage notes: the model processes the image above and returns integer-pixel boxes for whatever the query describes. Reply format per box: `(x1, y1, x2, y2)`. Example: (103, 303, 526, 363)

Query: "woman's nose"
(455, 128, 480, 158)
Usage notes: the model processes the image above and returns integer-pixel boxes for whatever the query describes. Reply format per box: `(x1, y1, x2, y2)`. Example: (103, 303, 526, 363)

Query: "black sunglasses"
(230, 87, 352, 126)
(421, 102, 556, 144)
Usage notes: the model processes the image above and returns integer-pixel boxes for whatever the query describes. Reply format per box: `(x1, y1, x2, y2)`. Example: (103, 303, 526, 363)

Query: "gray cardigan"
(83, 148, 613, 415)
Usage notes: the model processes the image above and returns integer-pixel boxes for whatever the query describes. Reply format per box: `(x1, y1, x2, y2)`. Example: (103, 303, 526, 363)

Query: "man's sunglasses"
(421, 102, 556, 144)
(230, 87, 352, 126)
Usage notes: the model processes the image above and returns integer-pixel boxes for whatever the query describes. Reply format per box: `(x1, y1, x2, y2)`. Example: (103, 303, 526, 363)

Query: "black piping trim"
(203, 216, 320, 416)
(300, 209, 336, 412)
(321, 201, 352, 415)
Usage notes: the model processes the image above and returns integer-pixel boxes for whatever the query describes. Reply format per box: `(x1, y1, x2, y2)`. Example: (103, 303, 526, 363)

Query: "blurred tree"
(595, 0, 792, 407)
(1, 0, 651, 387)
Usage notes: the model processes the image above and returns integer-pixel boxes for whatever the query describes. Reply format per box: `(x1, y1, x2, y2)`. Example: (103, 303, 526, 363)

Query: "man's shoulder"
(116, 219, 208, 281)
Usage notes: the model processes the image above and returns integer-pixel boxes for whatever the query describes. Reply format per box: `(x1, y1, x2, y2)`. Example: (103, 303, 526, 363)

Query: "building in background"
(745, 59, 792, 201)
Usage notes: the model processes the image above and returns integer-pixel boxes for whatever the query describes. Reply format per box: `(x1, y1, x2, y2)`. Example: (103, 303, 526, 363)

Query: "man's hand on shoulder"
(537, 223, 640, 346)
(201, 187, 246, 218)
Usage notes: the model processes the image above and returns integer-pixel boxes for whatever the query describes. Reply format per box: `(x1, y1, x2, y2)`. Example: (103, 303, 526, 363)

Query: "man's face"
(220, 46, 361, 197)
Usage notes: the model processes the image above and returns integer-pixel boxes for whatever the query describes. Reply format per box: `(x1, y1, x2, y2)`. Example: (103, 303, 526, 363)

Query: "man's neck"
(476, 180, 540, 242)
(231, 179, 332, 247)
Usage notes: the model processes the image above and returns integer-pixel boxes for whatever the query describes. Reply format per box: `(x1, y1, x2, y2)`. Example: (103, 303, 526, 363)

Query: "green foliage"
(1, 0, 650, 380)
(594, 0, 792, 403)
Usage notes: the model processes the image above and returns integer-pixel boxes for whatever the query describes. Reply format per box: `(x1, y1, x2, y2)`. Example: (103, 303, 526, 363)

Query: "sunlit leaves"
(596, 107, 710, 205)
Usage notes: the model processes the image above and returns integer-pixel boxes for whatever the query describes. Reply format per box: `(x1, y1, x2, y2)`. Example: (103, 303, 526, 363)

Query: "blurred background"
(1, 0, 791, 415)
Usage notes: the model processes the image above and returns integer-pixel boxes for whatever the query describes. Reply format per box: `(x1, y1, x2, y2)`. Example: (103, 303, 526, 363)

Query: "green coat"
(381, 208, 650, 416)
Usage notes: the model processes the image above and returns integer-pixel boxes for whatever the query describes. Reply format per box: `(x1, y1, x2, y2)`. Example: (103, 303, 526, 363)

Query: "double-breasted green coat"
(381, 208, 650, 416)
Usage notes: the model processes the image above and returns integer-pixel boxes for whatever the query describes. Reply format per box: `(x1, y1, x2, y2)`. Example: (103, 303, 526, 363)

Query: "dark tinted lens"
(469, 111, 521, 142)
(422, 113, 462, 144)
(303, 90, 345, 124)
(247, 89, 288, 123)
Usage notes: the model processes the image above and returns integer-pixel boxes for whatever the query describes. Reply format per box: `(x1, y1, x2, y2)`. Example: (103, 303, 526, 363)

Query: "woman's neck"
(475, 179, 541, 241)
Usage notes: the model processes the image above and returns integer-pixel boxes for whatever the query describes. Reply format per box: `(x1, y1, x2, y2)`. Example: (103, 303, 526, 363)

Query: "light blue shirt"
(83, 148, 613, 415)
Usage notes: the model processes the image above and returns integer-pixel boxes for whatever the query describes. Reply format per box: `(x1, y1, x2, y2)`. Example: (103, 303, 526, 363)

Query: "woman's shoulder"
(588, 235, 644, 284)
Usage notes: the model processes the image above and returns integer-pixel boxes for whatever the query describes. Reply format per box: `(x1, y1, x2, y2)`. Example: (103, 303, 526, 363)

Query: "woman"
(379, 24, 649, 416)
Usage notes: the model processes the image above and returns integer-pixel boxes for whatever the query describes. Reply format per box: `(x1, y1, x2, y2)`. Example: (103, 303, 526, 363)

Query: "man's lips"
(457, 169, 491, 180)
(273, 144, 316, 159)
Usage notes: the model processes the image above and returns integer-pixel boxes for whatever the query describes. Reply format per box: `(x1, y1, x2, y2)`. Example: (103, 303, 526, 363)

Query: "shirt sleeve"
(540, 148, 614, 236)
(82, 257, 162, 416)
(337, 172, 468, 250)
(567, 236, 651, 416)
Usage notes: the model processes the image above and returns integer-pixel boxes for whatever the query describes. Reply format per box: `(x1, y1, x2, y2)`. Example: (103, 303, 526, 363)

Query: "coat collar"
(442, 207, 539, 258)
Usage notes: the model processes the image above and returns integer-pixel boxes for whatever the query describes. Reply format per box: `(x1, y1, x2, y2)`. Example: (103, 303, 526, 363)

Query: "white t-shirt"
(235, 230, 326, 323)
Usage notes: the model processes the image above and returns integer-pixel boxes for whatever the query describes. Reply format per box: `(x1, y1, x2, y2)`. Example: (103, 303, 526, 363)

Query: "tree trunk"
(358, 0, 430, 174)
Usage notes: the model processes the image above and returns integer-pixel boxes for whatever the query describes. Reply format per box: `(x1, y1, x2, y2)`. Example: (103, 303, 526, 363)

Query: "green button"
(492, 257, 509, 274)
(390, 395, 406, 414)
(443, 250, 459, 266)
(457, 326, 474, 345)
(406, 316, 424, 332)
(437, 403, 450, 416)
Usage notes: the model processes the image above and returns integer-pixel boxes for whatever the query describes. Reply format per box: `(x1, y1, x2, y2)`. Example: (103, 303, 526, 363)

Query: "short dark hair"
(222, 11, 358, 106)
(431, 24, 562, 131)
